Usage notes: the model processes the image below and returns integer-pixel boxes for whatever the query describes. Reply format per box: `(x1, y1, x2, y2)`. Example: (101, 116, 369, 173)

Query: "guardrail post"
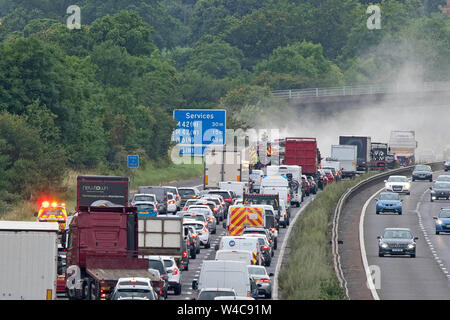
(289, 90, 292, 99)
(316, 88, 319, 97)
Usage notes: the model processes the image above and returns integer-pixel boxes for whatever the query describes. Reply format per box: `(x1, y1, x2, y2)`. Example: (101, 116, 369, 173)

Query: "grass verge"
(279, 173, 376, 300)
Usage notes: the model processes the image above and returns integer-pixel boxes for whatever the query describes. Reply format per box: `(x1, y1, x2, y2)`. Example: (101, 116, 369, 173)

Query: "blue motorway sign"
(173, 109, 226, 156)
(127, 155, 139, 168)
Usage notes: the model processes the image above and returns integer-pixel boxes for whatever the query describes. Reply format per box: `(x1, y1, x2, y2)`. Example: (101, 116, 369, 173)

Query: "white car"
(183, 219, 210, 248)
(131, 193, 157, 206)
(182, 199, 199, 211)
(163, 186, 181, 210)
(384, 175, 411, 195)
(160, 256, 182, 295)
(110, 277, 158, 300)
(166, 192, 178, 214)
(197, 288, 237, 300)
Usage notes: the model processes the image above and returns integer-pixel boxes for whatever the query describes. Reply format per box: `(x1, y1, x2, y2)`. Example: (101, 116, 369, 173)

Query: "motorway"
(362, 170, 450, 299)
(167, 194, 315, 300)
(56, 178, 315, 300)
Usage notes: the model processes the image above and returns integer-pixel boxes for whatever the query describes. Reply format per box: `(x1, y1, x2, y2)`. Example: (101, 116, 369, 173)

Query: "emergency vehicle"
(35, 201, 68, 232)
(226, 205, 265, 237)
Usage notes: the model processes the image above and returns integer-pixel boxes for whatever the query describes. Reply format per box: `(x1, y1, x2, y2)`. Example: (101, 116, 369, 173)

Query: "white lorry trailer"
(204, 146, 250, 189)
(0, 221, 59, 300)
(331, 145, 357, 178)
(266, 165, 302, 206)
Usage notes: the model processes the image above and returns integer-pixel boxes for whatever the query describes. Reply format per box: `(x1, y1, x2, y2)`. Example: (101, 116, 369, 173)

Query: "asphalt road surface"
(362, 170, 450, 299)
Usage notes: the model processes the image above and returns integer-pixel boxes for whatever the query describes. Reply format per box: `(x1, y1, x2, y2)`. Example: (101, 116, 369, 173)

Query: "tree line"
(0, 0, 448, 206)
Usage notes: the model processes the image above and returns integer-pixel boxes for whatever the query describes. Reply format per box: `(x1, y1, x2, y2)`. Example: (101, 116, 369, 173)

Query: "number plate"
(392, 248, 403, 252)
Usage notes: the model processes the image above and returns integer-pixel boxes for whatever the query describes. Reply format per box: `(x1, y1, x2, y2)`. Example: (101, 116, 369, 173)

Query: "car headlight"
(380, 243, 388, 249)
(437, 219, 443, 225)
(405, 183, 411, 190)
(407, 244, 415, 249)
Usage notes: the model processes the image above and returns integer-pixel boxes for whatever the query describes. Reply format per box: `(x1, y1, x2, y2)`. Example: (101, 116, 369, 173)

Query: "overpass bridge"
(272, 81, 450, 111)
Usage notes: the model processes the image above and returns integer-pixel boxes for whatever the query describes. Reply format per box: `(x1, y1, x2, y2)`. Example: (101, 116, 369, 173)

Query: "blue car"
(135, 201, 158, 217)
(375, 192, 403, 215)
(434, 208, 450, 234)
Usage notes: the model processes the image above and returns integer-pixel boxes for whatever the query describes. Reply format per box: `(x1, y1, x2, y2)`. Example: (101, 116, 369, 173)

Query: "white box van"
(219, 181, 249, 199)
(216, 236, 262, 265)
(192, 260, 254, 297)
(260, 176, 290, 209)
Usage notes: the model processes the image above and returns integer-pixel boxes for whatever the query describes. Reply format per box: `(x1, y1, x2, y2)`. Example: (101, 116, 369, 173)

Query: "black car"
(412, 165, 433, 182)
(445, 158, 450, 172)
(378, 228, 418, 258)
(430, 182, 450, 202)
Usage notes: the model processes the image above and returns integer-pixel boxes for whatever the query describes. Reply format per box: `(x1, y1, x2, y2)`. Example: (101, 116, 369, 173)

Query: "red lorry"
(64, 205, 162, 300)
(283, 137, 319, 175)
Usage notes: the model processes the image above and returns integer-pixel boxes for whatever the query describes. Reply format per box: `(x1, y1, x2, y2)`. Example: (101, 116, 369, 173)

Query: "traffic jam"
(1, 130, 442, 301)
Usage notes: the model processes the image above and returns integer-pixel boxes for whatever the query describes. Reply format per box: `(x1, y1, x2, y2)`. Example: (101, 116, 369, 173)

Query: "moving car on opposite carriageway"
(378, 228, 418, 258)
(384, 175, 411, 195)
(375, 192, 403, 215)
(433, 208, 450, 235)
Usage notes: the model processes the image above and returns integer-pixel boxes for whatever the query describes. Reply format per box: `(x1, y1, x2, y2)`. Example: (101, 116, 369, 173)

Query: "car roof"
(134, 201, 156, 204)
(384, 227, 411, 231)
(200, 288, 237, 292)
(133, 193, 156, 197)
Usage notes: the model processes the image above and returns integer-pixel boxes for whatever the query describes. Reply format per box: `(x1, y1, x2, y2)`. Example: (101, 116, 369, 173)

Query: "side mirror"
(400, 199, 403, 202)
(384, 180, 387, 183)
(433, 216, 437, 220)
(377, 236, 381, 239)
(34, 211, 38, 217)
(269, 273, 274, 277)
(192, 280, 198, 291)
(374, 198, 379, 202)
(414, 237, 419, 241)
(222, 222, 226, 228)
(214, 244, 219, 251)
(429, 187, 433, 190)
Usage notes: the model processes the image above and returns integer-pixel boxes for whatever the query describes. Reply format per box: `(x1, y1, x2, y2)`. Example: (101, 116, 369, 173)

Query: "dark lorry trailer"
(77, 176, 129, 210)
(64, 206, 164, 300)
(339, 136, 372, 172)
(370, 142, 389, 171)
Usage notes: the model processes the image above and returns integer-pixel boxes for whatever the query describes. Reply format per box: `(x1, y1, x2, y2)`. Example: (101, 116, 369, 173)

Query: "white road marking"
(360, 187, 384, 300)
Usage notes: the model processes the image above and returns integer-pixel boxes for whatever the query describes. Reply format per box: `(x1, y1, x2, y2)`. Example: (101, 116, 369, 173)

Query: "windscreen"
(379, 193, 400, 201)
(198, 291, 235, 300)
(383, 230, 412, 239)
(114, 289, 155, 300)
(179, 189, 195, 197)
(134, 195, 155, 202)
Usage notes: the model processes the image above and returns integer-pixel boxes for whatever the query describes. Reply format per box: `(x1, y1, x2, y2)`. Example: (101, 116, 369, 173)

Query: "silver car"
(187, 206, 217, 234)
(247, 266, 273, 299)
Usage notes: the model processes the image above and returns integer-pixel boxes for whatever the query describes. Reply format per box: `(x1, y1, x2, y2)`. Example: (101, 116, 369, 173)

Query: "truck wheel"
(296, 202, 300, 207)
(90, 281, 99, 300)
(82, 278, 91, 300)
(274, 240, 278, 250)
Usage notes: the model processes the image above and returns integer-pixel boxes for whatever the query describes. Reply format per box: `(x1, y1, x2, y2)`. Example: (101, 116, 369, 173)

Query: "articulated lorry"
(339, 136, 371, 172)
(283, 137, 319, 175)
(0, 221, 59, 300)
(389, 131, 417, 166)
(370, 142, 389, 171)
(65, 175, 181, 300)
